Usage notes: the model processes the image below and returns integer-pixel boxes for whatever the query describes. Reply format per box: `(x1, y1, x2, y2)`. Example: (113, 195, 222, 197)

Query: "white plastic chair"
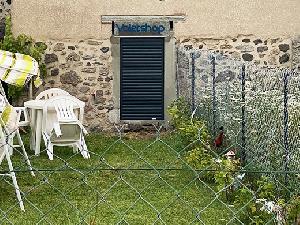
(0, 127, 25, 211)
(41, 96, 89, 160)
(36, 88, 70, 100)
(0, 94, 31, 157)
(0, 94, 30, 127)
(0, 109, 35, 211)
(0, 93, 33, 170)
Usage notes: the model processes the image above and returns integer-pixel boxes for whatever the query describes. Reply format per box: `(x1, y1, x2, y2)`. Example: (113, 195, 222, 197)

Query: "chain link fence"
(0, 47, 299, 224)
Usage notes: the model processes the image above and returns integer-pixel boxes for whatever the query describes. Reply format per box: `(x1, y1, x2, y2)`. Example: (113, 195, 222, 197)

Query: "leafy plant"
(0, 17, 47, 101)
(185, 147, 215, 181)
(168, 97, 210, 147)
(168, 98, 241, 195)
(234, 176, 280, 225)
(286, 195, 300, 225)
(213, 158, 240, 200)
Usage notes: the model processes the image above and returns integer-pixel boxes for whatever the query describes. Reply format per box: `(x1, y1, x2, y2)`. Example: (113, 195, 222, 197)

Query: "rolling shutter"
(120, 38, 164, 120)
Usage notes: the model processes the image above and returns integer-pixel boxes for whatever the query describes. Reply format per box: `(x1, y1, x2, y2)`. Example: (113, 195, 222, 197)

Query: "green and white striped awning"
(0, 50, 42, 87)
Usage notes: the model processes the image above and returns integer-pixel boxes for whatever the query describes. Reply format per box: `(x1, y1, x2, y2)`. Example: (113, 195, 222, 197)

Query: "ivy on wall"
(0, 17, 47, 101)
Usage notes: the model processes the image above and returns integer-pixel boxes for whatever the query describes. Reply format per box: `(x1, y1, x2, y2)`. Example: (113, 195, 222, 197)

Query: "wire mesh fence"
(0, 47, 299, 224)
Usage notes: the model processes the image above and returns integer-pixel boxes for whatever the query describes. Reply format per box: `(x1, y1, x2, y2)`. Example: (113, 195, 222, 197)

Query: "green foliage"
(168, 98, 299, 224)
(168, 97, 210, 146)
(168, 98, 240, 199)
(213, 158, 240, 199)
(234, 176, 278, 225)
(185, 147, 215, 181)
(286, 195, 300, 224)
(0, 17, 47, 101)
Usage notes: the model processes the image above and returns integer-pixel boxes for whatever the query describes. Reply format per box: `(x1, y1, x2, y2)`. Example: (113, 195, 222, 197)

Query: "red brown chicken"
(214, 126, 224, 147)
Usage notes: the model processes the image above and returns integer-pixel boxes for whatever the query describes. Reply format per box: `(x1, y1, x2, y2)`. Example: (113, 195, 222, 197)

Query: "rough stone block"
(242, 53, 254, 61)
(236, 45, 254, 52)
(53, 43, 65, 51)
(257, 46, 268, 53)
(278, 44, 290, 52)
(66, 52, 80, 62)
(100, 47, 110, 53)
(79, 86, 90, 93)
(279, 53, 290, 64)
(45, 53, 58, 64)
(60, 70, 82, 86)
(82, 67, 96, 73)
(87, 40, 102, 45)
(50, 68, 59, 76)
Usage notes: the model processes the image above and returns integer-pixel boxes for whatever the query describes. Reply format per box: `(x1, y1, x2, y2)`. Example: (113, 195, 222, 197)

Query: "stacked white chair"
(42, 95, 90, 160)
(36, 88, 70, 100)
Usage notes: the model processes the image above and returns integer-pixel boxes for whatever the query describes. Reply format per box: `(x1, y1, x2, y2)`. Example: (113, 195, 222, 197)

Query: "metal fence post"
(283, 70, 289, 185)
(191, 52, 196, 111)
(241, 64, 246, 166)
(176, 46, 179, 99)
(212, 56, 217, 136)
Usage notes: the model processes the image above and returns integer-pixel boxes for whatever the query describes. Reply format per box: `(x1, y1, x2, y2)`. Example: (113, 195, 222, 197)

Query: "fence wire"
(0, 48, 299, 224)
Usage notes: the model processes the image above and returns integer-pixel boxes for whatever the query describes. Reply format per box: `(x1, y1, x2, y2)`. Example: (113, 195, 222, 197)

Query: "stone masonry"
(176, 35, 294, 103)
(41, 40, 113, 132)
(0, 0, 11, 39)
(177, 35, 292, 66)
(292, 36, 300, 72)
(39, 35, 298, 131)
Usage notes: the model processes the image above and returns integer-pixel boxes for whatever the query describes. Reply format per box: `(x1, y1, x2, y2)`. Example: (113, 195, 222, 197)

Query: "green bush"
(168, 98, 240, 197)
(168, 97, 210, 146)
(233, 176, 283, 225)
(286, 195, 300, 224)
(0, 17, 47, 101)
(168, 98, 300, 224)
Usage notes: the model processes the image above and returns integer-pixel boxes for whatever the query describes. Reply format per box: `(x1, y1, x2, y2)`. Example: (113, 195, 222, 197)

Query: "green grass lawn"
(0, 131, 238, 225)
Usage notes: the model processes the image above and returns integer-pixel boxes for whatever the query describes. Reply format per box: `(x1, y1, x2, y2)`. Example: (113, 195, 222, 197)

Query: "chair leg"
(47, 144, 54, 160)
(5, 146, 25, 211)
(8, 136, 14, 156)
(72, 144, 78, 153)
(78, 134, 90, 159)
(16, 130, 35, 177)
(43, 132, 54, 160)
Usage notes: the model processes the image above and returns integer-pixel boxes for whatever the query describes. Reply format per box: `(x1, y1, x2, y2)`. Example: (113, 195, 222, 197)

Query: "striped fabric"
(0, 50, 42, 87)
(0, 104, 18, 132)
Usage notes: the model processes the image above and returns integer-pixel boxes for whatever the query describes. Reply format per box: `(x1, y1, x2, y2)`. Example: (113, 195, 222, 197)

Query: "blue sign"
(114, 22, 169, 36)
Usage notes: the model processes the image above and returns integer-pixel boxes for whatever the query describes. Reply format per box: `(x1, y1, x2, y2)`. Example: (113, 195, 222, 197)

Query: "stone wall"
(0, 0, 11, 39)
(39, 35, 297, 131)
(41, 39, 113, 132)
(177, 35, 292, 66)
(176, 35, 294, 102)
(292, 36, 300, 72)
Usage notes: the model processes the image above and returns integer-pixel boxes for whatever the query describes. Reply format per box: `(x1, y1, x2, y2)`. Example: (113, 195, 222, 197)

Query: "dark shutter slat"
(120, 38, 164, 120)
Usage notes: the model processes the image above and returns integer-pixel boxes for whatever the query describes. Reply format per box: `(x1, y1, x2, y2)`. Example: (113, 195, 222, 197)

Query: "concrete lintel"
(101, 15, 186, 24)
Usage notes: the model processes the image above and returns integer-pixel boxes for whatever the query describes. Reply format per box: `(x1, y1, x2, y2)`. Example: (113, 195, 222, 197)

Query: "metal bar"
(191, 52, 196, 111)
(112, 21, 115, 35)
(175, 46, 179, 99)
(241, 64, 246, 166)
(212, 56, 217, 136)
(112, 35, 169, 38)
(283, 70, 289, 185)
(101, 15, 186, 23)
(1, 167, 299, 174)
(29, 79, 33, 100)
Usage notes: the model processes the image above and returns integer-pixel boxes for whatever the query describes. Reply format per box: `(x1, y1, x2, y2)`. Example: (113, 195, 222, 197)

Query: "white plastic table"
(24, 99, 85, 156)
